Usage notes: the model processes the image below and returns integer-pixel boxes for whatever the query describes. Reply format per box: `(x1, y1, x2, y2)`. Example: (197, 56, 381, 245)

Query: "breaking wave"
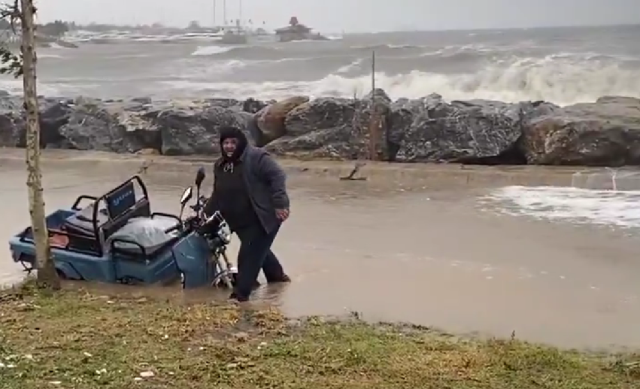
(165, 53, 640, 105)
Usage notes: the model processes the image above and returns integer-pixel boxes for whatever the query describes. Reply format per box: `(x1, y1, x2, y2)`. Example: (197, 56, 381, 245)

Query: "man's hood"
(219, 126, 248, 162)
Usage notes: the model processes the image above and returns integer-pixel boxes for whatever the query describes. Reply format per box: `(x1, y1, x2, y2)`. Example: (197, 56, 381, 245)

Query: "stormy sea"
(1, 24, 639, 106)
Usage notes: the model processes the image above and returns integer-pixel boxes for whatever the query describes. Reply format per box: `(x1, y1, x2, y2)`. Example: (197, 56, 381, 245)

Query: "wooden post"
(371, 51, 376, 95)
(21, 0, 60, 289)
(368, 51, 382, 161)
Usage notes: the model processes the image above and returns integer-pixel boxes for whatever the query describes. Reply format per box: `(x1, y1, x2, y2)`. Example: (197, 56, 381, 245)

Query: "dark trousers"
(233, 223, 285, 299)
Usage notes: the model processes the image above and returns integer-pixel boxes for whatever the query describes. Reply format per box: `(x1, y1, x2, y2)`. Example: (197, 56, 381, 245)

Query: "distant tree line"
(0, 19, 228, 36)
(0, 18, 70, 37)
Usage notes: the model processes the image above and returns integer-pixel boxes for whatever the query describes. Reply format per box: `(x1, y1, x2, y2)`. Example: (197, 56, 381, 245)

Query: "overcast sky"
(38, 0, 640, 33)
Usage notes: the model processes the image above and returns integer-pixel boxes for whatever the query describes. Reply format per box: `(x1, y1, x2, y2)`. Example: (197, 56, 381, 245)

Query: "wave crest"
(166, 54, 640, 105)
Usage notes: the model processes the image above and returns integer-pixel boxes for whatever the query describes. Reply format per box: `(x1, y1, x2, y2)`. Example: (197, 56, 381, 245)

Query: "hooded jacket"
(203, 126, 289, 234)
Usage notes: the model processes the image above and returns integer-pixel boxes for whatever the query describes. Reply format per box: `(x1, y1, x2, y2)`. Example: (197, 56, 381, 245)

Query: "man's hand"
(275, 208, 290, 221)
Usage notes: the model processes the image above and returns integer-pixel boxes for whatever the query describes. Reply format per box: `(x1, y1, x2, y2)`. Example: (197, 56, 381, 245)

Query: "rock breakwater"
(1, 90, 639, 166)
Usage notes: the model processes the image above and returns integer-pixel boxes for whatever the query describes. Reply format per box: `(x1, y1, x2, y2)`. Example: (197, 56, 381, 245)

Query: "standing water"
(2, 152, 640, 350)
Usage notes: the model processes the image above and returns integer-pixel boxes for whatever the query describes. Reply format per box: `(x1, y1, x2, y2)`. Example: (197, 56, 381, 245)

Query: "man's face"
(222, 138, 237, 157)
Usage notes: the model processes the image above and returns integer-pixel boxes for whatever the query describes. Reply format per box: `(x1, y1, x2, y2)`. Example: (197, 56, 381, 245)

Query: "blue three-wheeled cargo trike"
(8, 167, 238, 289)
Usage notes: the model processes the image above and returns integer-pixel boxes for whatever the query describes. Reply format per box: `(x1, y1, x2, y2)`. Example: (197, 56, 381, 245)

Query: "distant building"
(274, 16, 327, 42)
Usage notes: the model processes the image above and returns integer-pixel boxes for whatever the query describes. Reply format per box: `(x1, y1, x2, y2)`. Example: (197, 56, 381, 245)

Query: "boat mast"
(223, 0, 227, 26)
(239, 0, 242, 26)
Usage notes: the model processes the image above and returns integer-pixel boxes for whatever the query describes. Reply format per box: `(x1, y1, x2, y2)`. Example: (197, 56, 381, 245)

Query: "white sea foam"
(191, 45, 234, 56)
(485, 186, 640, 229)
(0, 79, 62, 96)
(165, 54, 640, 105)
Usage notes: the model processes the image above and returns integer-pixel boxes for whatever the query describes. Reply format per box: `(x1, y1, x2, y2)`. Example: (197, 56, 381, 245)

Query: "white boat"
(218, 25, 248, 44)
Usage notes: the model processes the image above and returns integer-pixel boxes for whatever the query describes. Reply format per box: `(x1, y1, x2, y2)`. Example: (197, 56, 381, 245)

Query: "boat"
(218, 24, 248, 44)
(212, 0, 248, 44)
(275, 16, 328, 42)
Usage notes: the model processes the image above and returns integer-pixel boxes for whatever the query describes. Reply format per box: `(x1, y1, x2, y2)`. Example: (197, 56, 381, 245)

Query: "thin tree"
(0, 0, 60, 289)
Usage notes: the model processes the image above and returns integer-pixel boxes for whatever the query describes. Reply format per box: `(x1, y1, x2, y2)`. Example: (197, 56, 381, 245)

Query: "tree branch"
(0, 0, 27, 77)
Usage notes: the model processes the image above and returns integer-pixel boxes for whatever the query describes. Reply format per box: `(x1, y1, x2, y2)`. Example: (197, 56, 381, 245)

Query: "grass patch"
(0, 283, 638, 388)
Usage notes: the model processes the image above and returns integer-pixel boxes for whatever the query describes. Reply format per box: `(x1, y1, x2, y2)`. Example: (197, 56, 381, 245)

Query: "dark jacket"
(204, 145, 289, 234)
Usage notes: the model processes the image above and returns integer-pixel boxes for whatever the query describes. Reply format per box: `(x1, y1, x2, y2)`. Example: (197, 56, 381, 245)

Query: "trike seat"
(64, 206, 110, 237)
(108, 217, 180, 260)
(63, 178, 152, 243)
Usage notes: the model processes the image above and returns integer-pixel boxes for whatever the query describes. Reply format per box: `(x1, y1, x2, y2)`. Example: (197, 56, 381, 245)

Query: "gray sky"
(38, 0, 640, 33)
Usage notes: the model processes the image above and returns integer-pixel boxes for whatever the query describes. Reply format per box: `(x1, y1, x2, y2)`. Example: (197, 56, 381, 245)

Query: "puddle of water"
(485, 186, 640, 229)
(2, 154, 640, 350)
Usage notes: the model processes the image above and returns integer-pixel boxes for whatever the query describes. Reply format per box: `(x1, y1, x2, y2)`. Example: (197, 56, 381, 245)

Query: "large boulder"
(388, 94, 553, 163)
(56, 97, 130, 152)
(520, 96, 640, 166)
(269, 89, 392, 159)
(254, 95, 308, 145)
(0, 96, 76, 148)
(0, 104, 23, 147)
(38, 99, 75, 147)
(154, 106, 253, 155)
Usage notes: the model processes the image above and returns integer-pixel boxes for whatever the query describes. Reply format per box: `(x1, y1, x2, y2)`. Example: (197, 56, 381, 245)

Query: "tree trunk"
(20, 0, 60, 290)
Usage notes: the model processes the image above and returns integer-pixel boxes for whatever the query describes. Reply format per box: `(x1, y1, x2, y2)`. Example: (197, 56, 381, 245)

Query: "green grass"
(0, 283, 638, 389)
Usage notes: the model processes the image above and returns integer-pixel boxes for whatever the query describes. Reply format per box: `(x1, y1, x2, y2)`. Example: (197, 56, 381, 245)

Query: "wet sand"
(1, 148, 639, 350)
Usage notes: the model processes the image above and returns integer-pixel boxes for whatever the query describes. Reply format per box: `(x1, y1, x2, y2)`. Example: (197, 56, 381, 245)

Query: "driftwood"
(137, 159, 153, 175)
(340, 161, 367, 181)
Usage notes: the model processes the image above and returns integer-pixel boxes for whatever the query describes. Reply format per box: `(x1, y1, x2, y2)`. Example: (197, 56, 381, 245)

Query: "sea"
(2, 24, 640, 230)
(0, 24, 638, 105)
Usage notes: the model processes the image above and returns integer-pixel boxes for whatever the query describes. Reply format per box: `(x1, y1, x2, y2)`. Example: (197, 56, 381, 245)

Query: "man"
(203, 126, 291, 302)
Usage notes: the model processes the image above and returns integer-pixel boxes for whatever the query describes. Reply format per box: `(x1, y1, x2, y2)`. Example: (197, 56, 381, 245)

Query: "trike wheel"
(211, 270, 235, 289)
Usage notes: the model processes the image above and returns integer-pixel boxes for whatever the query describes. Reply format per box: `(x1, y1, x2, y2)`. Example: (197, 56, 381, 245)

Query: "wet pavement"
(1, 149, 640, 350)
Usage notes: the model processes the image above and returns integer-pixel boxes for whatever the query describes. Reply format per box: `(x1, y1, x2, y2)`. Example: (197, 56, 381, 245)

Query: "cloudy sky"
(38, 0, 640, 32)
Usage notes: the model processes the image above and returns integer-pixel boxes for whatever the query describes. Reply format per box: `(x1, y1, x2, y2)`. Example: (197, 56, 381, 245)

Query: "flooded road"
(2, 149, 640, 350)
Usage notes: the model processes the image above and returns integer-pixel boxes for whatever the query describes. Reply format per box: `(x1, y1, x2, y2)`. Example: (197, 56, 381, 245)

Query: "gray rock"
(266, 128, 362, 159)
(389, 95, 534, 163)
(154, 106, 253, 155)
(0, 112, 22, 147)
(284, 97, 356, 138)
(57, 99, 128, 152)
(520, 96, 640, 165)
(0, 96, 72, 148)
(273, 89, 392, 159)
(0, 95, 23, 147)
